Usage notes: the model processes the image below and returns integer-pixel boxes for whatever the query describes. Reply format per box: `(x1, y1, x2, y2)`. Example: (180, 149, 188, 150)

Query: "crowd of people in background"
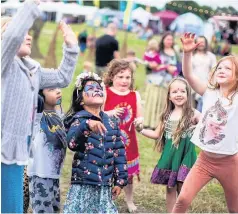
(1, 1, 238, 214)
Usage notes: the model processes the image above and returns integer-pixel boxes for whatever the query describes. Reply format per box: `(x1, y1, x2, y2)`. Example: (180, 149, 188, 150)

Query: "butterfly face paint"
(83, 82, 104, 98)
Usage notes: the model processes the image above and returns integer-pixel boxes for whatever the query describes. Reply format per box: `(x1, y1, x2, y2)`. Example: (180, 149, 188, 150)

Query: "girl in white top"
(172, 33, 238, 213)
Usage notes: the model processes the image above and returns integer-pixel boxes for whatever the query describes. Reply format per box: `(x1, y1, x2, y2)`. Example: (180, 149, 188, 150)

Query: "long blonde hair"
(208, 55, 238, 104)
(155, 77, 194, 152)
(1, 16, 12, 36)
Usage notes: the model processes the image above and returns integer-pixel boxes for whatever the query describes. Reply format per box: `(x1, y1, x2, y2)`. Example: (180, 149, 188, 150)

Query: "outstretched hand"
(180, 33, 201, 53)
(59, 20, 78, 48)
(88, 120, 107, 136)
(113, 107, 125, 118)
(134, 117, 144, 132)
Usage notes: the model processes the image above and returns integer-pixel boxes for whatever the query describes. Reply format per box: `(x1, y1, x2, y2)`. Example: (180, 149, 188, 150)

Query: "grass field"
(36, 22, 238, 213)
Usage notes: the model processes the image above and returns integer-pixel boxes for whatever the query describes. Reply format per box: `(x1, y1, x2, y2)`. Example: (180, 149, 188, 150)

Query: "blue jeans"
(1, 163, 24, 213)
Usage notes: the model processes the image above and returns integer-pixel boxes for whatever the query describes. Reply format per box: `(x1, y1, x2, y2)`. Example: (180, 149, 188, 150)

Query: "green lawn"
(35, 22, 238, 213)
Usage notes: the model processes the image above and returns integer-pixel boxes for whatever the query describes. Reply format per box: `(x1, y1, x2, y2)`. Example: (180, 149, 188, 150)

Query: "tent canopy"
(153, 10, 178, 19)
(153, 10, 178, 28)
(170, 12, 204, 35)
(131, 7, 159, 27)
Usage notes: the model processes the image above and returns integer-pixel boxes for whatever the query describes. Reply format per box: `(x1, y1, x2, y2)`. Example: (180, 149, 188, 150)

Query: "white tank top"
(191, 89, 238, 155)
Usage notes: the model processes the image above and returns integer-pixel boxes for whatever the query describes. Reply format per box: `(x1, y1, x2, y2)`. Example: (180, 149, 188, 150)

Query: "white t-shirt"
(191, 89, 238, 155)
(192, 52, 217, 83)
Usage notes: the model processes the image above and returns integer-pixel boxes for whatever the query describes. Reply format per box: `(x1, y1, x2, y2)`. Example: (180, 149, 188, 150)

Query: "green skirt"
(151, 133, 197, 188)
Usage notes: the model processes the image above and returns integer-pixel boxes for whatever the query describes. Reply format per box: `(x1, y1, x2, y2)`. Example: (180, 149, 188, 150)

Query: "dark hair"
(195, 36, 208, 53)
(37, 90, 45, 113)
(38, 89, 45, 101)
(64, 77, 102, 119)
(158, 32, 175, 52)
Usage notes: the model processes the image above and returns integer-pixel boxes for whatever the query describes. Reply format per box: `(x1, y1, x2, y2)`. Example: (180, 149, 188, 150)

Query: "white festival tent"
(170, 12, 204, 36)
(131, 7, 159, 27)
(1, 1, 98, 22)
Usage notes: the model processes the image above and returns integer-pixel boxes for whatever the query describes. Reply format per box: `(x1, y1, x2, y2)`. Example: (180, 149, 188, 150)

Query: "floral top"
(64, 110, 128, 188)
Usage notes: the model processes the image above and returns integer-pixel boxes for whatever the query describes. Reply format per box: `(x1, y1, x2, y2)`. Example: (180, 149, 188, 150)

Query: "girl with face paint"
(63, 72, 128, 214)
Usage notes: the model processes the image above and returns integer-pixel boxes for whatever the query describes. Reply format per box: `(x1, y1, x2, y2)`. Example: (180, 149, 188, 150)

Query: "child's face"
(17, 33, 32, 57)
(82, 81, 104, 107)
(215, 59, 236, 87)
(169, 81, 188, 107)
(112, 69, 132, 92)
(43, 88, 62, 106)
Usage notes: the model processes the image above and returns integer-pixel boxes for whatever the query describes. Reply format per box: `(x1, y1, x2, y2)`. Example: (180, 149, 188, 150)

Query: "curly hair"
(103, 59, 135, 90)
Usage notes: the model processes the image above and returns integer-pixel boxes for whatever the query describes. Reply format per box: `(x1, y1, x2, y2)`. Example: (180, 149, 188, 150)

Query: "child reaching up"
(103, 59, 143, 213)
(63, 72, 128, 214)
(27, 88, 66, 213)
(1, 0, 78, 212)
(171, 33, 238, 213)
(135, 77, 200, 213)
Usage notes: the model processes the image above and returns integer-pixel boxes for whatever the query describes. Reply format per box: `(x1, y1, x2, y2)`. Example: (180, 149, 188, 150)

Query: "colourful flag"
(146, 5, 151, 12)
(93, 0, 100, 8)
(76, 0, 83, 5)
(123, 0, 134, 27)
(119, 1, 127, 11)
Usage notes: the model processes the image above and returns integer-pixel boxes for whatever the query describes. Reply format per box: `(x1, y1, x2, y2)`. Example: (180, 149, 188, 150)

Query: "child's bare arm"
(191, 109, 202, 125)
(103, 90, 125, 118)
(135, 91, 143, 118)
(138, 123, 162, 140)
(181, 33, 207, 96)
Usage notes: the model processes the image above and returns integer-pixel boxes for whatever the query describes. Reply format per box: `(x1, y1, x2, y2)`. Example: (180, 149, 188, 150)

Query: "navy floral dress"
(63, 110, 128, 213)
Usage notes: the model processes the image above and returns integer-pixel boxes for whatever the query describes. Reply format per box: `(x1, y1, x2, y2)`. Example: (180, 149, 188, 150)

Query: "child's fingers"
(191, 33, 196, 39)
(180, 37, 184, 44)
(97, 123, 107, 135)
(100, 123, 107, 133)
(195, 41, 203, 48)
(187, 32, 192, 38)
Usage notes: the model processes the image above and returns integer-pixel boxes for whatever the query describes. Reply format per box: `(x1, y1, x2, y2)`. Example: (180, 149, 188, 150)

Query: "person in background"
(78, 30, 88, 55)
(95, 23, 120, 77)
(192, 36, 217, 112)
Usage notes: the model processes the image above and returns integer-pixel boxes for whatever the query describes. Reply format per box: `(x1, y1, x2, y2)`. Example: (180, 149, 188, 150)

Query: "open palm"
(180, 33, 200, 53)
(59, 21, 78, 47)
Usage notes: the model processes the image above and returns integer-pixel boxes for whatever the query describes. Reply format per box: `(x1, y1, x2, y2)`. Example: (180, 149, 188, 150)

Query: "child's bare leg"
(166, 186, 177, 213)
(177, 182, 183, 195)
(124, 183, 137, 212)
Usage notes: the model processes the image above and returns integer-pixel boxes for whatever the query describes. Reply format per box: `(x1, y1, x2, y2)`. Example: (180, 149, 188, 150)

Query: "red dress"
(104, 87, 140, 179)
